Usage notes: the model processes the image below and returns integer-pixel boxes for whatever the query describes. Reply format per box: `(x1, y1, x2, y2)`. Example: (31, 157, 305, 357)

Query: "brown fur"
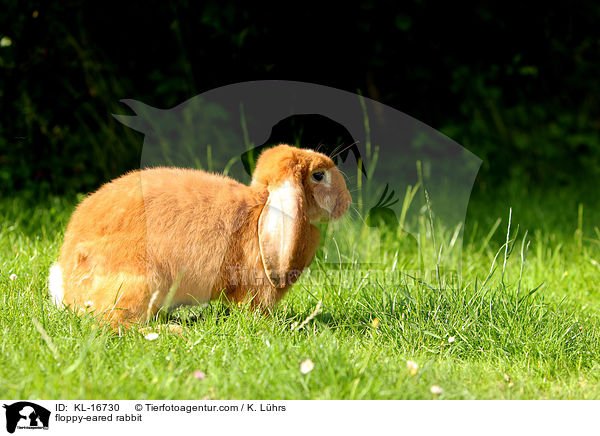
(54, 144, 351, 326)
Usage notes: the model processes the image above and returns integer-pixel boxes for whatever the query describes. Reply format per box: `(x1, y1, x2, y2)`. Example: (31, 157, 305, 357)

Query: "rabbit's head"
(251, 145, 351, 287)
(252, 144, 351, 222)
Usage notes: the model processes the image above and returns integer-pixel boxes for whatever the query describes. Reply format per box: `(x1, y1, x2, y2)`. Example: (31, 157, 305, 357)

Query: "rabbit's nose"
(331, 192, 351, 220)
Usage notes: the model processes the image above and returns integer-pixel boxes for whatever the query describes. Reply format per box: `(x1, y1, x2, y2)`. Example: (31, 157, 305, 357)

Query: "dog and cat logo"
(2, 402, 50, 433)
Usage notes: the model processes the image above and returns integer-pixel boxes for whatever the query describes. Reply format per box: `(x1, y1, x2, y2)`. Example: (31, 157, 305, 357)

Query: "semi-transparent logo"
(114, 80, 481, 283)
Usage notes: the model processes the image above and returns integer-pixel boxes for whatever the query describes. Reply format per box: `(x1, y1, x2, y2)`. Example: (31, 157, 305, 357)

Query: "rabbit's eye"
(311, 171, 325, 182)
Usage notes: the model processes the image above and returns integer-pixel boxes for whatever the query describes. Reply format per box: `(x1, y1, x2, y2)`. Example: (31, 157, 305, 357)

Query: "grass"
(1, 181, 600, 400)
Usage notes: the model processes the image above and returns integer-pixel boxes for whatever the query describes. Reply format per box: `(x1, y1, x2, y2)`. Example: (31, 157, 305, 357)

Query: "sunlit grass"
(1, 182, 600, 399)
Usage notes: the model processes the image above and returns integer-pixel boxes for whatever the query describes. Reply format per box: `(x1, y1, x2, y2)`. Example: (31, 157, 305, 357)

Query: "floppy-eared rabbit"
(49, 145, 351, 326)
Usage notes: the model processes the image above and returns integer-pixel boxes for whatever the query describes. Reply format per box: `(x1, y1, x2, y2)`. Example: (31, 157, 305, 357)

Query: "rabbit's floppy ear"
(258, 179, 311, 288)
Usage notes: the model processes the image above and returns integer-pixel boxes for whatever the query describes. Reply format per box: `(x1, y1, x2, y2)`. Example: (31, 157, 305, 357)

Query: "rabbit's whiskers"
(328, 142, 346, 158)
(330, 141, 359, 159)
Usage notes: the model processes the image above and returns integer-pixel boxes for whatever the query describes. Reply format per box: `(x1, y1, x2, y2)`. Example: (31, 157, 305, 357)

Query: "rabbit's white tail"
(48, 263, 64, 306)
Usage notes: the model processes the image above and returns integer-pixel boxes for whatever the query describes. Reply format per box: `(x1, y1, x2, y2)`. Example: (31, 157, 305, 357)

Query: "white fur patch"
(258, 179, 302, 287)
(265, 180, 298, 256)
(48, 263, 64, 307)
(323, 170, 332, 187)
(321, 195, 334, 214)
(268, 181, 298, 221)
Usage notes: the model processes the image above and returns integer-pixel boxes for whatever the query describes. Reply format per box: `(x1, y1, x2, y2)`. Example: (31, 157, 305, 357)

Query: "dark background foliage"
(1, 1, 599, 196)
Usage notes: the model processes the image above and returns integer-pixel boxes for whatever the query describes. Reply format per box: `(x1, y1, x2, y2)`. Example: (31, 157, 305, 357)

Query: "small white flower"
(84, 300, 94, 308)
(265, 339, 270, 347)
(300, 359, 314, 374)
(0, 37, 12, 48)
(448, 336, 456, 343)
(406, 360, 418, 376)
(430, 385, 443, 395)
(9, 274, 17, 281)
(144, 332, 159, 341)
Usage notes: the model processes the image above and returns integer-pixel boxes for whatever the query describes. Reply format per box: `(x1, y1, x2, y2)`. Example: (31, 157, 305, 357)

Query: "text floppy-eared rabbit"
(49, 145, 351, 325)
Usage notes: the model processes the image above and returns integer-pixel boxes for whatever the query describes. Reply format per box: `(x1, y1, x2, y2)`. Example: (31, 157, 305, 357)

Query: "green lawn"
(1, 183, 599, 399)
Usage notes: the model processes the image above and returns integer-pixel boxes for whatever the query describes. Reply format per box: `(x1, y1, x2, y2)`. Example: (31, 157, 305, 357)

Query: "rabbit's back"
(140, 167, 265, 304)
